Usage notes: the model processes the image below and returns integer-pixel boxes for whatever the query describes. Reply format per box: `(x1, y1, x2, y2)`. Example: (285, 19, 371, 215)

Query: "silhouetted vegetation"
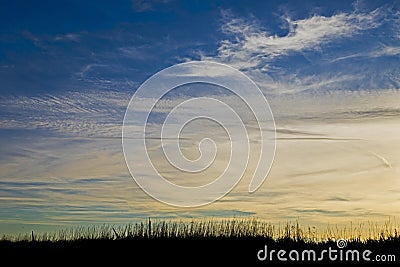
(1, 218, 399, 242)
(1, 218, 398, 265)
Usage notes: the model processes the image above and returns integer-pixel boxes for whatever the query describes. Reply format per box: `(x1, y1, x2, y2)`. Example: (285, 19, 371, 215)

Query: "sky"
(0, 0, 399, 234)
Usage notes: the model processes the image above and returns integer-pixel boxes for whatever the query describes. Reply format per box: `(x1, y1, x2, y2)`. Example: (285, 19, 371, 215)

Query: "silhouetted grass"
(1, 217, 398, 242)
(1, 218, 398, 265)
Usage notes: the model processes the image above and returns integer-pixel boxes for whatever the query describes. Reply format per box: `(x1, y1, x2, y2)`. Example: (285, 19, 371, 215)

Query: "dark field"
(1, 219, 398, 265)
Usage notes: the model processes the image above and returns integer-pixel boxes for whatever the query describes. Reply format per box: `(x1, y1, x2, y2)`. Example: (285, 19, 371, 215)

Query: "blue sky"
(0, 0, 400, 234)
(1, 0, 399, 95)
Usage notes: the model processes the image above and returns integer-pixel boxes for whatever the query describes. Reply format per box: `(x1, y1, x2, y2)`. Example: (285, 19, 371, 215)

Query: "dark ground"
(1, 237, 398, 265)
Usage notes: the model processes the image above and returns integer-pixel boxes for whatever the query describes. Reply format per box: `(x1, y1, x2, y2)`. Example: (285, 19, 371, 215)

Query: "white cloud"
(75, 64, 107, 79)
(259, 73, 361, 95)
(0, 90, 129, 137)
(331, 45, 400, 62)
(199, 7, 400, 95)
(0, 91, 400, 232)
(118, 45, 156, 60)
(205, 8, 383, 70)
(394, 10, 400, 40)
(368, 45, 400, 57)
(1, 88, 400, 233)
(131, 0, 172, 12)
(54, 33, 81, 42)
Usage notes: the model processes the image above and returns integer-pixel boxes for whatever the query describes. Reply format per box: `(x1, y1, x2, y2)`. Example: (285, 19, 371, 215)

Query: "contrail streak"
(369, 151, 392, 168)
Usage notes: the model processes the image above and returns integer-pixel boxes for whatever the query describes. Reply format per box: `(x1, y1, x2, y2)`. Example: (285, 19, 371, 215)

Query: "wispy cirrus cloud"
(1, 89, 400, 233)
(207, 8, 383, 70)
(199, 5, 400, 94)
(368, 45, 400, 57)
(54, 33, 81, 42)
(0, 91, 128, 137)
(131, 0, 173, 12)
(331, 45, 400, 62)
